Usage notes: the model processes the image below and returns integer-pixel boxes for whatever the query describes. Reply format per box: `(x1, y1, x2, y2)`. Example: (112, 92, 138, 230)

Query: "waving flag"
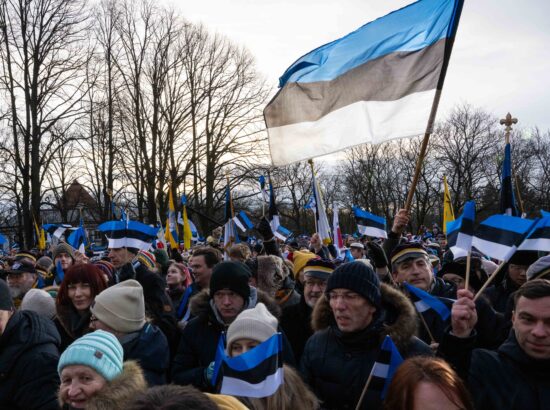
(404, 282, 451, 321)
(332, 204, 344, 257)
(353, 207, 387, 239)
(472, 215, 536, 262)
(518, 215, 550, 252)
(311, 170, 331, 244)
(181, 195, 193, 250)
(67, 224, 87, 253)
(446, 200, 475, 259)
(500, 143, 519, 216)
(304, 195, 316, 211)
(264, 0, 464, 165)
(368, 336, 404, 400)
(443, 176, 455, 233)
(274, 225, 292, 242)
(166, 185, 179, 249)
(43, 224, 72, 239)
(55, 260, 65, 284)
(99, 220, 158, 251)
(213, 333, 283, 398)
(268, 180, 280, 233)
(233, 211, 254, 232)
(259, 175, 269, 202)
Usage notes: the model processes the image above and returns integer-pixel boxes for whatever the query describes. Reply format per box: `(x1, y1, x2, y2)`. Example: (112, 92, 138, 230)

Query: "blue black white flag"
(212, 333, 284, 398)
(446, 200, 475, 259)
(353, 207, 387, 239)
(67, 224, 87, 253)
(471, 215, 536, 262)
(233, 211, 254, 232)
(368, 335, 404, 399)
(43, 224, 72, 239)
(499, 143, 519, 216)
(264, 0, 464, 165)
(98, 220, 158, 251)
(518, 215, 550, 252)
(274, 225, 292, 241)
(404, 282, 451, 321)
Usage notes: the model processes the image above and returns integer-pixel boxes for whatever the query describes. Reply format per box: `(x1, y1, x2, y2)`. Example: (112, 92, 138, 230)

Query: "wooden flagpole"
(308, 159, 319, 233)
(464, 251, 472, 292)
(355, 372, 374, 410)
(473, 261, 506, 301)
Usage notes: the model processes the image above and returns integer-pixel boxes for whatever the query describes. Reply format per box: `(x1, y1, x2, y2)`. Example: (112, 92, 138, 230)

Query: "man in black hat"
(301, 261, 431, 410)
(281, 259, 335, 362)
(172, 261, 295, 391)
(0, 279, 60, 409)
(6, 261, 39, 308)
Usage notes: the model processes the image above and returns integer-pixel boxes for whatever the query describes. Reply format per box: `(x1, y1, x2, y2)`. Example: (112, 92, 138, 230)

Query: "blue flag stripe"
(222, 334, 282, 372)
(404, 282, 451, 321)
(279, 0, 462, 86)
(478, 215, 534, 235)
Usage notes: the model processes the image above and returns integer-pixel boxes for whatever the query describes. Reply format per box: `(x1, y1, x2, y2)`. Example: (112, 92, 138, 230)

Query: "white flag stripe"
(220, 368, 284, 398)
(357, 225, 388, 239)
(371, 363, 390, 378)
(471, 236, 515, 262)
(518, 237, 550, 251)
(107, 237, 152, 251)
(414, 300, 430, 313)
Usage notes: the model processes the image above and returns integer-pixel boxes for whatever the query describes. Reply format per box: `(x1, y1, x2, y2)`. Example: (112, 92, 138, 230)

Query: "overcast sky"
(169, 0, 550, 134)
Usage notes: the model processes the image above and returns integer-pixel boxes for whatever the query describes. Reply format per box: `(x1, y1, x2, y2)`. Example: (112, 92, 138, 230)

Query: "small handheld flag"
(233, 211, 254, 232)
(274, 225, 292, 242)
(353, 207, 388, 239)
(368, 335, 404, 399)
(55, 260, 65, 284)
(443, 176, 455, 233)
(446, 200, 475, 259)
(213, 333, 284, 398)
(404, 282, 451, 321)
(518, 215, 550, 252)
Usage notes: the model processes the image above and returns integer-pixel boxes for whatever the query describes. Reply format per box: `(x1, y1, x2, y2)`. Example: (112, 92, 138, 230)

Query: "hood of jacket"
(59, 360, 146, 410)
(0, 310, 60, 374)
(189, 287, 281, 326)
(311, 283, 418, 351)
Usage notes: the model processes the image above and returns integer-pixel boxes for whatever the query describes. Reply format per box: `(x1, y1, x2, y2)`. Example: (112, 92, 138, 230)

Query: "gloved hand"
(366, 241, 389, 268)
(256, 216, 274, 240)
(204, 361, 216, 384)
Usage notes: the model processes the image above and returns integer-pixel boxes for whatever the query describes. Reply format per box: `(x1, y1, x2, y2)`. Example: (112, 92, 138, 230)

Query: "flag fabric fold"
(471, 215, 536, 262)
(443, 176, 455, 233)
(264, 0, 464, 165)
(181, 195, 193, 250)
(213, 333, 284, 398)
(446, 200, 475, 259)
(43, 224, 72, 239)
(273, 225, 292, 242)
(518, 215, 550, 252)
(166, 186, 179, 249)
(353, 207, 388, 239)
(233, 211, 254, 232)
(404, 282, 451, 321)
(67, 224, 87, 253)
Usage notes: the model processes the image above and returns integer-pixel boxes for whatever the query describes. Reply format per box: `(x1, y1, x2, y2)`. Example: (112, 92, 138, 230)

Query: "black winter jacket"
(300, 284, 432, 410)
(439, 330, 550, 410)
(280, 294, 313, 363)
(0, 311, 60, 410)
(171, 287, 296, 391)
(121, 322, 170, 387)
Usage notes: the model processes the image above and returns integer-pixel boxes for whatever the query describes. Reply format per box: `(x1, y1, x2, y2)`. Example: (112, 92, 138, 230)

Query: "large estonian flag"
(471, 215, 536, 262)
(264, 0, 464, 165)
(353, 206, 387, 239)
(446, 200, 475, 259)
(98, 220, 159, 251)
(499, 143, 519, 216)
(213, 333, 284, 398)
(43, 224, 72, 239)
(518, 215, 550, 252)
(404, 282, 451, 321)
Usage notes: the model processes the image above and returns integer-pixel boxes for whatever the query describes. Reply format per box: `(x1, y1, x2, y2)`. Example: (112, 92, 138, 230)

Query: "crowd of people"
(0, 209, 549, 409)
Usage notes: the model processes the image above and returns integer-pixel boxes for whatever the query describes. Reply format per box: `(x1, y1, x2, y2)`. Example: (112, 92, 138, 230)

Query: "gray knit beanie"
(90, 280, 145, 333)
(21, 289, 56, 319)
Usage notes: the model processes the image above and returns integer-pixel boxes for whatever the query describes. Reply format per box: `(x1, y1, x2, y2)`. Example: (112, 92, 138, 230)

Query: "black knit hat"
(509, 251, 539, 266)
(326, 261, 381, 307)
(209, 261, 251, 301)
(439, 262, 486, 292)
(0, 279, 14, 311)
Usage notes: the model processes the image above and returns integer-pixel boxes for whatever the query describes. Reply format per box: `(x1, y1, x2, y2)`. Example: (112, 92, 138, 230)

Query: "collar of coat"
(311, 283, 418, 352)
(189, 287, 282, 325)
(59, 361, 146, 410)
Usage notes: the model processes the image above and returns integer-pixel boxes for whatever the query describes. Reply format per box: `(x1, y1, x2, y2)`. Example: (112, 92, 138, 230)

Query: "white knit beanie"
(90, 280, 145, 333)
(226, 303, 278, 352)
(21, 289, 56, 319)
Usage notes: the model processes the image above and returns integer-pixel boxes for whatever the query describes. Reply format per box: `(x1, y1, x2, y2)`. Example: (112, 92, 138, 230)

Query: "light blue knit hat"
(58, 330, 124, 381)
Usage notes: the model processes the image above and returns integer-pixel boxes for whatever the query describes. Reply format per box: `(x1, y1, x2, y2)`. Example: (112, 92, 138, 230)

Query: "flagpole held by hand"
(464, 251, 471, 292)
(355, 372, 374, 410)
(473, 261, 506, 301)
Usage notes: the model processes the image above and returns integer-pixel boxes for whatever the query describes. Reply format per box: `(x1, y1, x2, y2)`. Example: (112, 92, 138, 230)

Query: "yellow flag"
(165, 218, 178, 249)
(34, 218, 45, 250)
(182, 205, 192, 250)
(167, 185, 179, 249)
(443, 175, 455, 233)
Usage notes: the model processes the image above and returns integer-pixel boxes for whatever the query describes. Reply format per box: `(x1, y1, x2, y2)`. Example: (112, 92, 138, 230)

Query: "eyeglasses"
(327, 291, 361, 303)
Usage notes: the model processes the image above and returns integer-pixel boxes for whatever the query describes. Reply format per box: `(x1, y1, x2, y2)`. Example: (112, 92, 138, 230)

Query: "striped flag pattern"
(446, 200, 475, 259)
(353, 207, 388, 239)
(404, 282, 451, 321)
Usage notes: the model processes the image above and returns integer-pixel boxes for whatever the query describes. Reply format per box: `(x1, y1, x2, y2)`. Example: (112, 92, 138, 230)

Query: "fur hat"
(90, 280, 145, 333)
(257, 255, 285, 294)
(226, 303, 278, 354)
(58, 330, 124, 381)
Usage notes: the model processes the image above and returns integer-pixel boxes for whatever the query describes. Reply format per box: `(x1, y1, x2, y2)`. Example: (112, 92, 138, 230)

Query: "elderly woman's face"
(60, 365, 106, 408)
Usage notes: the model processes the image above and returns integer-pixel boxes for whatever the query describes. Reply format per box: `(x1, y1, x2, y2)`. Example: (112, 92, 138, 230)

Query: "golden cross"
(499, 112, 518, 144)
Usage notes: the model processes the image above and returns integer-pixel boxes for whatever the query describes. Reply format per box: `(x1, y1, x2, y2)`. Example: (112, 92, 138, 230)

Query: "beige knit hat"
(21, 289, 56, 320)
(90, 280, 145, 333)
(226, 303, 278, 353)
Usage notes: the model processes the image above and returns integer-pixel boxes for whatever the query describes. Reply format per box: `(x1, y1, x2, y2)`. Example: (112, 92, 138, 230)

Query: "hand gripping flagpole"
(473, 261, 506, 302)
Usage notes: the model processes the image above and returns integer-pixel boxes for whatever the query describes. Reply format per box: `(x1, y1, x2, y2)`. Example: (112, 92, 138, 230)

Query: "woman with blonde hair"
(225, 303, 319, 410)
